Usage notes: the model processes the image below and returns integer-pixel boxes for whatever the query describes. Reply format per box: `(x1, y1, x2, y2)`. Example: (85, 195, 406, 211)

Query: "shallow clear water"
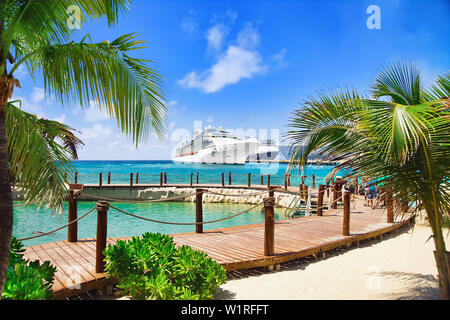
(13, 201, 291, 246)
(14, 161, 337, 246)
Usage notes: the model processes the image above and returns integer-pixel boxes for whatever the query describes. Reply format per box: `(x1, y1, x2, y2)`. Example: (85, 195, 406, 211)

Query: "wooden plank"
(21, 195, 413, 299)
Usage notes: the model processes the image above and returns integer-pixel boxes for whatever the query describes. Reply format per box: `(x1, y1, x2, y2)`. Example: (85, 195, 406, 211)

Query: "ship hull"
(173, 140, 259, 164)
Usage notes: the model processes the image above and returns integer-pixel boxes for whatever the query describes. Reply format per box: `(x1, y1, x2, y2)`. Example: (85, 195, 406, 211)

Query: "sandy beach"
(215, 224, 449, 300)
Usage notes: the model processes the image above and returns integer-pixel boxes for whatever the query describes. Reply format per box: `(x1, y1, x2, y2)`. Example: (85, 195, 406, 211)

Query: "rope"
(205, 189, 269, 197)
(109, 202, 263, 225)
(17, 206, 97, 241)
(79, 190, 204, 203)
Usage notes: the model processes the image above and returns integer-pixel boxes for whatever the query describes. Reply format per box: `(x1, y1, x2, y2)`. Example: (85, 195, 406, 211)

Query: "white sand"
(216, 225, 450, 300)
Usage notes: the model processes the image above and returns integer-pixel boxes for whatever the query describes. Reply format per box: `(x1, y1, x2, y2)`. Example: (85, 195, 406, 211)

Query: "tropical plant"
(0, 0, 167, 296)
(104, 232, 227, 300)
(2, 237, 56, 300)
(287, 62, 450, 299)
(7, 100, 84, 213)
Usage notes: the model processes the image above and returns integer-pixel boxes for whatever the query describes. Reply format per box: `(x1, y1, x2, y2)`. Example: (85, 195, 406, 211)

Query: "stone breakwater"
(75, 186, 303, 208)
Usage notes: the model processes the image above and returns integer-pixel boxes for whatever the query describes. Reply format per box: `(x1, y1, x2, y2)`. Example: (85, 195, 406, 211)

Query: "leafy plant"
(2, 237, 56, 300)
(287, 61, 450, 299)
(104, 232, 227, 300)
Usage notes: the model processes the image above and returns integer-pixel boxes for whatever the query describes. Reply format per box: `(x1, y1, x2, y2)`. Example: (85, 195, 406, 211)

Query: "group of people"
(326, 176, 385, 209)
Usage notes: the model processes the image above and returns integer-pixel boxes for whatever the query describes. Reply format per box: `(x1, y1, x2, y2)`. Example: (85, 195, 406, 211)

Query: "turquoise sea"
(13, 161, 336, 246)
(72, 160, 334, 186)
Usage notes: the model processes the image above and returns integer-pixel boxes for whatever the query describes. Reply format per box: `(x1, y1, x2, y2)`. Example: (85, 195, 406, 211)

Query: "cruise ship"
(247, 139, 279, 161)
(173, 126, 260, 164)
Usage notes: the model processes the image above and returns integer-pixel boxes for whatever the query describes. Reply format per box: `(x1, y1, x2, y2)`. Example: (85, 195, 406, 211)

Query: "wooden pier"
(23, 190, 414, 299)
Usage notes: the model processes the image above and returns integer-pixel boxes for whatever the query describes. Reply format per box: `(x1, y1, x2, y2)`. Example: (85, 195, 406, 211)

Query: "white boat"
(173, 126, 260, 164)
(247, 139, 279, 161)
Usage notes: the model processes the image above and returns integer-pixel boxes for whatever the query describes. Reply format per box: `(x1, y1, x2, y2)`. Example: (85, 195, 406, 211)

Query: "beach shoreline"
(215, 224, 448, 300)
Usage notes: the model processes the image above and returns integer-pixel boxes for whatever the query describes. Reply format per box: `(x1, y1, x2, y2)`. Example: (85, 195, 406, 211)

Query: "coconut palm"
(288, 62, 450, 299)
(0, 1, 167, 296)
(7, 100, 84, 213)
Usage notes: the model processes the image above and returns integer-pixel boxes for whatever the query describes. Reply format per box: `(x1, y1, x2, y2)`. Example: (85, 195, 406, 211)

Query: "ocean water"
(13, 161, 336, 246)
(72, 160, 335, 186)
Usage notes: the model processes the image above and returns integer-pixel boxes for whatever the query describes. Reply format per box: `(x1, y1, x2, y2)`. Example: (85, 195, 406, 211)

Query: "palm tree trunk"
(434, 250, 450, 300)
(424, 200, 449, 300)
(0, 77, 13, 298)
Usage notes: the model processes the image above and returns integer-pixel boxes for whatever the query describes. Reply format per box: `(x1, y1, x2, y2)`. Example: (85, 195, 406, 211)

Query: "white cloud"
(237, 23, 260, 49)
(271, 48, 288, 68)
(179, 45, 266, 93)
(207, 24, 227, 51)
(168, 121, 176, 131)
(79, 123, 113, 141)
(206, 10, 237, 52)
(167, 100, 177, 106)
(12, 87, 47, 118)
(180, 9, 198, 36)
(30, 87, 46, 104)
(179, 23, 267, 93)
(83, 100, 111, 122)
(52, 114, 66, 123)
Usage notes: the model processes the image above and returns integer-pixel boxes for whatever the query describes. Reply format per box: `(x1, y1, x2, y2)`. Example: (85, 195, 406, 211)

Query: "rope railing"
(79, 190, 204, 203)
(17, 205, 97, 241)
(109, 202, 263, 226)
(16, 182, 389, 274)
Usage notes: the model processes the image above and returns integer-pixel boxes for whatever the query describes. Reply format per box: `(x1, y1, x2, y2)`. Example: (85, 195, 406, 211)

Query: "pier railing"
(73, 171, 330, 189)
(17, 182, 402, 274)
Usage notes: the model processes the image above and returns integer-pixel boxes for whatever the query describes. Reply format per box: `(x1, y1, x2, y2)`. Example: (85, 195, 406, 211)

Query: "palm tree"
(0, 1, 167, 296)
(7, 100, 84, 213)
(288, 62, 450, 299)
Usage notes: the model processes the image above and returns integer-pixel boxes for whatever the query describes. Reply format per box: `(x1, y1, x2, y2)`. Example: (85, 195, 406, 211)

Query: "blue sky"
(12, 0, 450, 160)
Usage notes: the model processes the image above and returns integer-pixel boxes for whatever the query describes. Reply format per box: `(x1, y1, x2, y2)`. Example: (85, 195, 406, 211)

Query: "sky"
(11, 0, 450, 160)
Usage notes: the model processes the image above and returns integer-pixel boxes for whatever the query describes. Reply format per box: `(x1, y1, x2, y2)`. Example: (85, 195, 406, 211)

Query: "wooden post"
(195, 189, 203, 233)
(284, 173, 288, 189)
(96, 201, 109, 273)
(264, 187, 276, 256)
(248, 173, 251, 187)
(332, 183, 338, 209)
(261, 174, 264, 185)
(196, 172, 199, 184)
(301, 175, 305, 185)
(304, 185, 308, 201)
(386, 190, 394, 223)
(107, 172, 111, 184)
(130, 173, 133, 186)
(221, 173, 225, 186)
(68, 189, 78, 242)
(135, 172, 139, 184)
(190, 173, 193, 186)
(312, 174, 315, 189)
(99, 173, 102, 186)
(317, 184, 324, 216)
(343, 191, 350, 236)
(267, 174, 271, 188)
(299, 183, 304, 199)
(164, 172, 167, 184)
(228, 172, 231, 185)
(160, 172, 163, 185)
(287, 173, 291, 187)
(74, 172, 78, 184)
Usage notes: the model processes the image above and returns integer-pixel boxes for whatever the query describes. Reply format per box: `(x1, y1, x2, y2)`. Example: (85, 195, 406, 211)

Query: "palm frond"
(6, 101, 82, 214)
(22, 34, 167, 143)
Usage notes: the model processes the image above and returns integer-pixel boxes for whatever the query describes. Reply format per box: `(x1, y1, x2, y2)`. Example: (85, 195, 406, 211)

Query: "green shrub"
(2, 237, 56, 300)
(104, 232, 227, 300)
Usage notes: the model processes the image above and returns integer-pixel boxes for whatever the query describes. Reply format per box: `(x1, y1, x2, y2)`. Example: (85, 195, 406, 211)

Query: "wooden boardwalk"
(24, 195, 414, 299)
